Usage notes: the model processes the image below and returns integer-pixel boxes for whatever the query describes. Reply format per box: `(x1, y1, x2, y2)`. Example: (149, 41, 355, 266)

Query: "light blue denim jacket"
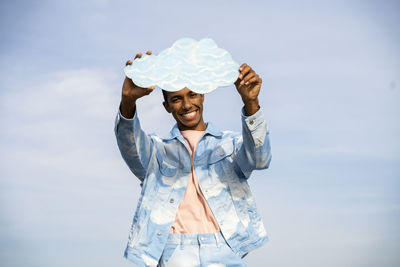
(114, 106, 272, 267)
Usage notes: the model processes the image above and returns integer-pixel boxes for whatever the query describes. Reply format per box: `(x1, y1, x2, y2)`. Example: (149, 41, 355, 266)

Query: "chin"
(181, 120, 200, 129)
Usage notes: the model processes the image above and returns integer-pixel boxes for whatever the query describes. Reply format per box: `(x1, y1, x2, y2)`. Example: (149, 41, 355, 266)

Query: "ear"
(163, 101, 172, 113)
(201, 94, 204, 103)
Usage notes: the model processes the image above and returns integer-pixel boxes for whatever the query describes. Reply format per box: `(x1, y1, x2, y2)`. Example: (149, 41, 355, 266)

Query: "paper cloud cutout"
(124, 37, 240, 94)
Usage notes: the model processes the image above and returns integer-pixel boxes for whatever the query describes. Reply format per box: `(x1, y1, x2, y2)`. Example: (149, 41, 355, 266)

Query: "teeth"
(182, 111, 196, 117)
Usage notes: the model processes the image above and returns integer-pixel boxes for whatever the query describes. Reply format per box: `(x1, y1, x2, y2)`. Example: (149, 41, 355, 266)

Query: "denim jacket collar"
(164, 121, 223, 140)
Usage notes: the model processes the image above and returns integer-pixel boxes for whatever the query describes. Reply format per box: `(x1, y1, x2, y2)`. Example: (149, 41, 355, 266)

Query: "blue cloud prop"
(124, 37, 240, 94)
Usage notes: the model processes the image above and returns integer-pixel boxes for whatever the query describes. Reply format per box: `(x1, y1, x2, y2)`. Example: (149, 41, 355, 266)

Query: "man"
(115, 50, 272, 267)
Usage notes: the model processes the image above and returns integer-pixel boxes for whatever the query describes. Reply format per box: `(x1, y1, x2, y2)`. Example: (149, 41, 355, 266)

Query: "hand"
(120, 50, 155, 118)
(234, 63, 262, 115)
(234, 63, 262, 102)
(122, 50, 156, 102)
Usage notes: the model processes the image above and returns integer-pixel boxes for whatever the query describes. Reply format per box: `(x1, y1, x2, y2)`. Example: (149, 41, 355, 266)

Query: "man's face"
(163, 87, 206, 131)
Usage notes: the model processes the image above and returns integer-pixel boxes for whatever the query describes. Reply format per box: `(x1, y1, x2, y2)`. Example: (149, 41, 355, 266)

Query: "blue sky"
(1, 0, 399, 266)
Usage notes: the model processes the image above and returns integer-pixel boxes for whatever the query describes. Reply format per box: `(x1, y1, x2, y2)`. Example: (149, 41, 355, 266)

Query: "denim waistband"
(166, 232, 225, 246)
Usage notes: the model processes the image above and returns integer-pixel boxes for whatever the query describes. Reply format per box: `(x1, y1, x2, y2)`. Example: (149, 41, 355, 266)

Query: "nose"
(182, 96, 192, 110)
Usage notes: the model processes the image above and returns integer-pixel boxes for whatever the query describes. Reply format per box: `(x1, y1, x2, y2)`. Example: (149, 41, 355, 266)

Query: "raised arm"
(120, 51, 156, 118)
(114, 51, 156, 182)
(233, 63, 272, 178)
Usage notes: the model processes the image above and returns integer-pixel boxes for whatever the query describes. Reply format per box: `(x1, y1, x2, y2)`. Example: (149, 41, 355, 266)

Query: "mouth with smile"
(180, 110, 198, 121)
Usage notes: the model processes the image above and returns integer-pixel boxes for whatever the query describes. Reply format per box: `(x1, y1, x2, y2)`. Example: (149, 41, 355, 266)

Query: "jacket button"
(169, 198, 174, 203)
(157, 230, 162, 236)
(249, 119, 254, 125)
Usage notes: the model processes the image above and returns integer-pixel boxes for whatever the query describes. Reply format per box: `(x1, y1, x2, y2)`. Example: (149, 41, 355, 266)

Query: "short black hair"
(162, 89, 205, 104)
(162, 89, 168, 103)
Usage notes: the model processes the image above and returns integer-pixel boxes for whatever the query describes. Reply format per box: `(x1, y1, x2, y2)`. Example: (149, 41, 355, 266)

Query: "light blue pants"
(157, 232, 247, 267)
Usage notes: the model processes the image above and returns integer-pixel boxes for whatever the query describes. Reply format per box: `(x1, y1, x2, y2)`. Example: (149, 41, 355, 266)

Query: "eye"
(190, 93, 197, 97)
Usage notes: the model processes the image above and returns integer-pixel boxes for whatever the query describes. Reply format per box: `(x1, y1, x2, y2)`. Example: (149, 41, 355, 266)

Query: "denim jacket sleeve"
(114, 106, 154, 182)
(234, 107, 272, 178)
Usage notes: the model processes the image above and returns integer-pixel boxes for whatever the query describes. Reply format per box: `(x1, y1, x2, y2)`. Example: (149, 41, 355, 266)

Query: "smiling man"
(114, 51, 272, 267)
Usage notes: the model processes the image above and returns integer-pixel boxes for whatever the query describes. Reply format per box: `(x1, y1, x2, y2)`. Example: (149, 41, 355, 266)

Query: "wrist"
(121, 94, 138, 104)
(120, 96, 137, 119)
(243, 98, 260, 116)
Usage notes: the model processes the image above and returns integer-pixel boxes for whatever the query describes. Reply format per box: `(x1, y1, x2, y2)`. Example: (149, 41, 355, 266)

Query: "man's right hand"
(120, 50, 155, 118)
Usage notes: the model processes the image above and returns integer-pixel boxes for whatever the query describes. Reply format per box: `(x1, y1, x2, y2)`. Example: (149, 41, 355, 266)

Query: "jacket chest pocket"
(156, 151, 178, 177)
(155, 151, 181, 198)
(208, 141, 234, 176)
(159, 161, 177, 177)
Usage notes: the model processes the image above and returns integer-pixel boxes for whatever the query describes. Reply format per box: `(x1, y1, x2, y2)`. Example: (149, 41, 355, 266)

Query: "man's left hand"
(235, 63, 262, 115)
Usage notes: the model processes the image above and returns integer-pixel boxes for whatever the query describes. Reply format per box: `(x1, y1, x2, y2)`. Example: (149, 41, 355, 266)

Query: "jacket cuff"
(241, 106, 266, 131)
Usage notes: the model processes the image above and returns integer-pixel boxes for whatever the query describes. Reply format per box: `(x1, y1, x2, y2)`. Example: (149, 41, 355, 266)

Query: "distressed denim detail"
(115, 107, 272, 267)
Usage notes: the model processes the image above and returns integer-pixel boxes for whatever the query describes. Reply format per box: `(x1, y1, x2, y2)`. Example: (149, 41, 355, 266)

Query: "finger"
(146, 50, 152, 55)
(125, 60, 133, 66)
(134, 52, 143, 59)
(144, 87, 155, 95)
(238, 64, 246, 78)
(240, 70, 255, 85)
(244, 76, 259, 85)
(242, 72, 256, 84)
(239, 65, 252, 80)
(239, 63, 248, 71)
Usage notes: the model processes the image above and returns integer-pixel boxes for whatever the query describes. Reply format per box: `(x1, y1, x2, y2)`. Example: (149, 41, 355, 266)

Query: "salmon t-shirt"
(169, 130, 220, 233)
